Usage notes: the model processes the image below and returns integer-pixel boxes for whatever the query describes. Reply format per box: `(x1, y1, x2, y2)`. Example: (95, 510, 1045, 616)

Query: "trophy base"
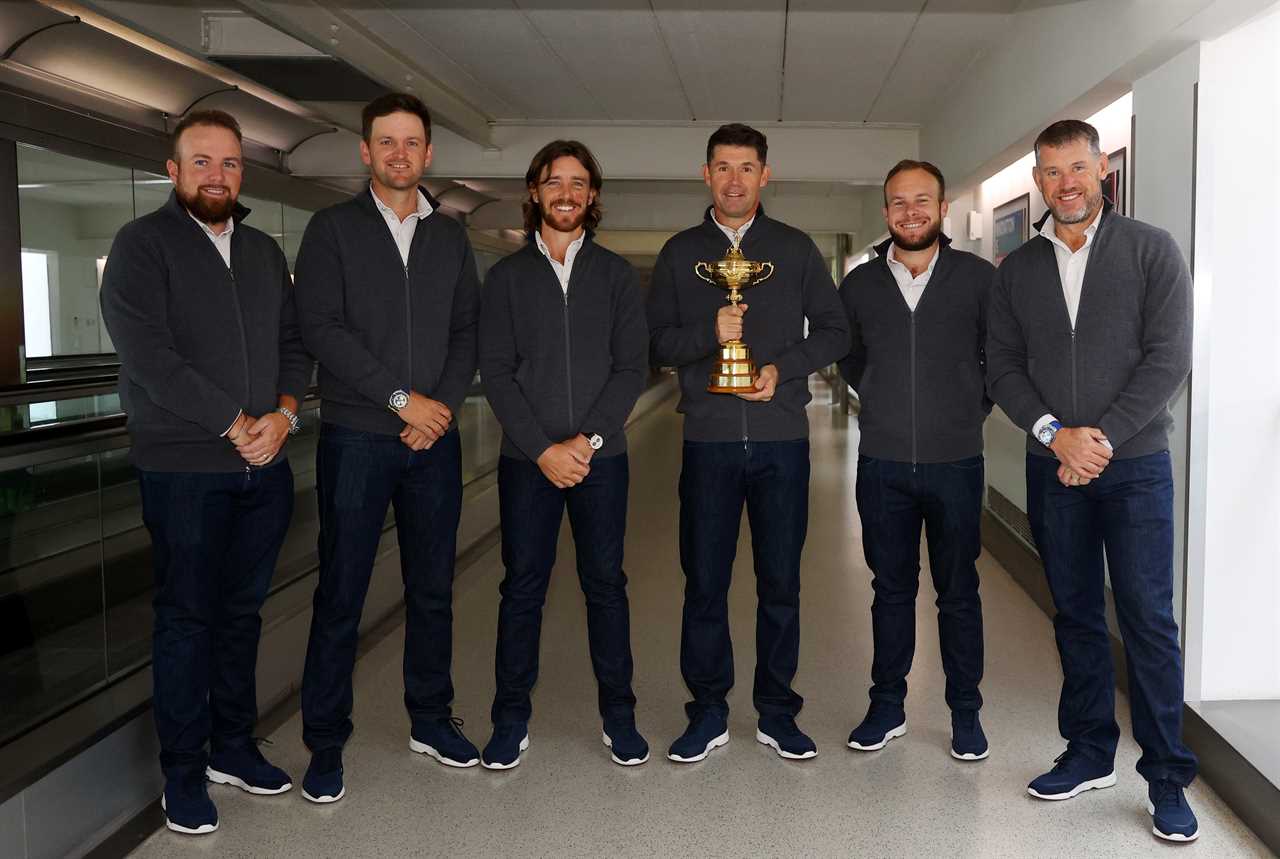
(707, 341, 757, 394)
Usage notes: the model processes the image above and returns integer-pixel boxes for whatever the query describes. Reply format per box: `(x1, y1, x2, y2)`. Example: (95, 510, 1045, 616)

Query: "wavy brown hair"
(522, 140, 604, 238)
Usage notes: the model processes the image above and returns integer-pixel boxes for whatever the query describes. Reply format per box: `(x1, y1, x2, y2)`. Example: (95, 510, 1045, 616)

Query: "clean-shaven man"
(293, 93, 481, 803)
(478, 140, 649, 769)
(647, 123, 850, 763)
(838, 159, 994, 762)
(987, 119, 1198, 842)
(101, 110, 311, 835)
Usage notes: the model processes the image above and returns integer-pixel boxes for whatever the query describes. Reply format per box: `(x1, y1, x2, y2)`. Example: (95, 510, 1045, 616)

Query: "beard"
(178, 184, 236, 224)
(540, 199, 587, 234)
(889, 218, 942, 252)
(1049, 188, 1103, 225)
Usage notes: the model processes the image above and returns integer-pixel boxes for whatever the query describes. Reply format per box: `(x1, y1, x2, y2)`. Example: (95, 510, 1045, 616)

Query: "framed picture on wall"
(992, 193, 1030, 266)
(1104, 147, 1127, 215)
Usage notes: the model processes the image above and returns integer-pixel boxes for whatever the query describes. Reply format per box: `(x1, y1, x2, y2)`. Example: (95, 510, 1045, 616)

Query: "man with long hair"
(477, 140, 649, 769)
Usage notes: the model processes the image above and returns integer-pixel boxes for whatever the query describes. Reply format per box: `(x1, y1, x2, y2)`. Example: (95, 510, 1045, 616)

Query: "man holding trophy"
(647, 124, 850, 763)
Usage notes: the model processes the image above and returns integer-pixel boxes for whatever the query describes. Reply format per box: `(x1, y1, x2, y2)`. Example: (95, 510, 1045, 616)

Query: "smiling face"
(361, 110, 432, 193)
(1033, 136, 1108, 226)
(883, 167, 948, 252)
(531, 154, 596, 235)
(703, 144, 770, 225)
(167, 123, 242, 227)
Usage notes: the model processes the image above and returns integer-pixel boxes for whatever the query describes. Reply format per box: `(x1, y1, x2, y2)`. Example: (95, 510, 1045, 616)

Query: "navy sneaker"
(301, 748, 345, 804)
(756, 715, 817, 760)
(481, 723, 529, 770)
(161, 774, 218, 835)
(1027, 750, 1116, 800)
(409, 716, 480, 768)
(207, 741, 293, 794)
(1147, 779, 1199, 842)
(602, 719, 649, 766)
(950, 710, 989, 761)
(847, 705, 907, 751)
(667, 711, 729, 763)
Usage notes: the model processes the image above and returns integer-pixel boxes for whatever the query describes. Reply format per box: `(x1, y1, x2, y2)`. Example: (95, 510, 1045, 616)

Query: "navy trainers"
(603, 719, 650, 766)
(847, 705, 907, 751)
(1027, 750, 1116, 800)
(667, 711, 729, 763)
(481, 723, 530, 770)
(409, 716, 480, 768)
(301, 748, 345, 804)
(950, 710, 989, 761)
(756, 715, 817, 760)
(207, 741, 293, 794)
(161, 774, 218, 835)
(1148, 779, 1199, 842)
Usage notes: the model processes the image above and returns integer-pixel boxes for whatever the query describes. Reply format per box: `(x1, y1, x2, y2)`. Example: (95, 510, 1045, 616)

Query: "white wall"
(1186, 4, 1280, 701)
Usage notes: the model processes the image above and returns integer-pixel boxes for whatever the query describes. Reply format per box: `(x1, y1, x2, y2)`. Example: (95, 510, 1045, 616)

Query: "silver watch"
(389, 389, 410, 413)
(277, 406, 301, 435)
(585, 432, 604, 451)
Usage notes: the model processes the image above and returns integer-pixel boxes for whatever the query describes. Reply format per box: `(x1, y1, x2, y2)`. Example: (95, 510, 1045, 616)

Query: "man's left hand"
(565, 434, 596, 462)
(1057, 464, 1092, 487)
(238, 412, 290, 466)
(736, 364, 778, 402)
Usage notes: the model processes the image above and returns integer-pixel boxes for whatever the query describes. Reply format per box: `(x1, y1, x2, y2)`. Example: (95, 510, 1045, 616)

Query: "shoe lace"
(1151, 779, 1182, 811)
(954, 711, 977, 732)
(446, 716, 466, 736)
(1050, 749, 1080, 773)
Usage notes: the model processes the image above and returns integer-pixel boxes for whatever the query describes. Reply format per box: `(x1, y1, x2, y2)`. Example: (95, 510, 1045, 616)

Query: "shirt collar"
(189, 209, 233, 241)
(886, 242, 939, 276)
(1039, 205, 1102, 251)
(369, 183, 433, 222)
(534, 229, 586, 262)
(711, 212, 755, 245)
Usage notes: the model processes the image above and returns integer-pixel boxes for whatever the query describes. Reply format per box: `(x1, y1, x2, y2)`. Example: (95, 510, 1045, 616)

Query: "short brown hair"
(361, 93, 432, 144)
(706, 123, 767, 165)
(883, 159, 946, 205)
(522, 140, 604, 237)
(1034, 119, 1101, 162)
(171, 110, 242, 159)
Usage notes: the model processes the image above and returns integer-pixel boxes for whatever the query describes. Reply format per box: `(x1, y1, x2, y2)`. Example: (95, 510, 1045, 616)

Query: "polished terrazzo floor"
(130, 385, 1271, 858)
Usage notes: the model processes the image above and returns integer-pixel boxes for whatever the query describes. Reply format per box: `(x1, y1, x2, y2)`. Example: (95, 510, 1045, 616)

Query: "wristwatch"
(388, 389, 410, 413)
(1036, 419, 1063, 448)
(277, 406, 301, 435)
(584, 432, 604, 451)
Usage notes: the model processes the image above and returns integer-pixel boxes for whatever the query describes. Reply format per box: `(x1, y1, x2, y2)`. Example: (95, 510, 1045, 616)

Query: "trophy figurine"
(694, 239, 775, 393)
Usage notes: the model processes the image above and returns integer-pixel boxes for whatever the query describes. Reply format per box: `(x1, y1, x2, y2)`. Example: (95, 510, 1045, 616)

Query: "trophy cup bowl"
(694, 243, 775, 393)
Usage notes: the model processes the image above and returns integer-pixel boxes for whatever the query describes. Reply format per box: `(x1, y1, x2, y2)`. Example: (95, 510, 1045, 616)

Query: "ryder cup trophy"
(694, 239, 775, 393)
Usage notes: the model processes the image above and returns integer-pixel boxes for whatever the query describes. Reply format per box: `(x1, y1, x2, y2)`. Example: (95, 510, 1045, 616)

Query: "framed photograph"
(992, 193, 1030, 266)
(1103, 147, 1127, 215)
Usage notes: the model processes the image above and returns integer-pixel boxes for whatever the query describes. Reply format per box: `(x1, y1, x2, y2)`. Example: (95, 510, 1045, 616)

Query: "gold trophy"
(695, 239, 775, 393)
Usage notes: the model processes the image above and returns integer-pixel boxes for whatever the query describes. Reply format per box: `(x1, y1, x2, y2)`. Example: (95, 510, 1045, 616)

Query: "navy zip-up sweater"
(479, 234, 648, 461)
(100, 192, 312, 472)
(647, 206, 851, 442)
(293, 187, 480, 435)
(838, 236, 995, 463)
(986, 205, 1192, 459)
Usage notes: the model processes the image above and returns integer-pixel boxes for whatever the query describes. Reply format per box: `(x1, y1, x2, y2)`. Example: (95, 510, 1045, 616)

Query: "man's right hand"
(536, 442, 590, 489)
(397, 391, 451, 440)
(1050, 426, 1112, 479)
(716, 303, 747, 344)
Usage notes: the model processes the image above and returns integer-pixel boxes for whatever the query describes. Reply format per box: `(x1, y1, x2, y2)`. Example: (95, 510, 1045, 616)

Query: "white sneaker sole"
(755, 729, 817, 760)
(408, 738, 480, 768)
(481, 734, 530, 770)
(1027, 771, 1117, 800)
(847, 721, 907, 751)
(301, 786, 345, 804)
(1146, 801, 1200, 842)
(667, 730, 729, 763)
(160, 795, 218, 835)
(602, 732, 650, 766)
(950, 747, 990, 761)
(205, 766, 293, 795)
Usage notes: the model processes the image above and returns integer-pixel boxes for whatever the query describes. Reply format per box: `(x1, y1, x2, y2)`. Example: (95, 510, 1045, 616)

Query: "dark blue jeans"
(855, 455, 985, 714)
(139, 461, 294, 781)
(678, 439, 810, 721)
(491, 453, 636, 725)
(302, 424, 462, 751)
(1026, 450, 1198, 785)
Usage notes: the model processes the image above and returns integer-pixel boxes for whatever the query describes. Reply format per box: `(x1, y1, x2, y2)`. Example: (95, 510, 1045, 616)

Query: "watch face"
(588, 434, 603, 450)
(1037, 427, 1054, 445)
(391, 391, 410, 410)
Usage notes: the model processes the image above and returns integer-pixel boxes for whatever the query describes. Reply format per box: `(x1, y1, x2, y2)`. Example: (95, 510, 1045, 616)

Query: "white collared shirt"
(190, 211, 234, 268)
(534, 230, 586, 296)
(712, 211, 756, 247)
(885, 242, 940, 312)
(370, 184, 433, 266)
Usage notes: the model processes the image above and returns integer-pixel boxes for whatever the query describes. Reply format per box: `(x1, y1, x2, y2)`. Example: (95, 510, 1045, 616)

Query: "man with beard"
(100, 110, 311, 835)
(648, 123, 849, 763)
(293, 93, 480, 802)
(987, 120, 1198, 842)
(837, 160, 994, 761)
(477, 140, 649, 769)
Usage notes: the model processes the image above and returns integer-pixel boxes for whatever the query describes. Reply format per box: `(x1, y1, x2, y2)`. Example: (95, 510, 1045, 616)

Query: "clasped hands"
(716, 303, 778, 402)
(536, 434, 597, 489)
(397, 390, 452, 451)
(227, 411, 290, 466)
(1050, 426, 1112, 487)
